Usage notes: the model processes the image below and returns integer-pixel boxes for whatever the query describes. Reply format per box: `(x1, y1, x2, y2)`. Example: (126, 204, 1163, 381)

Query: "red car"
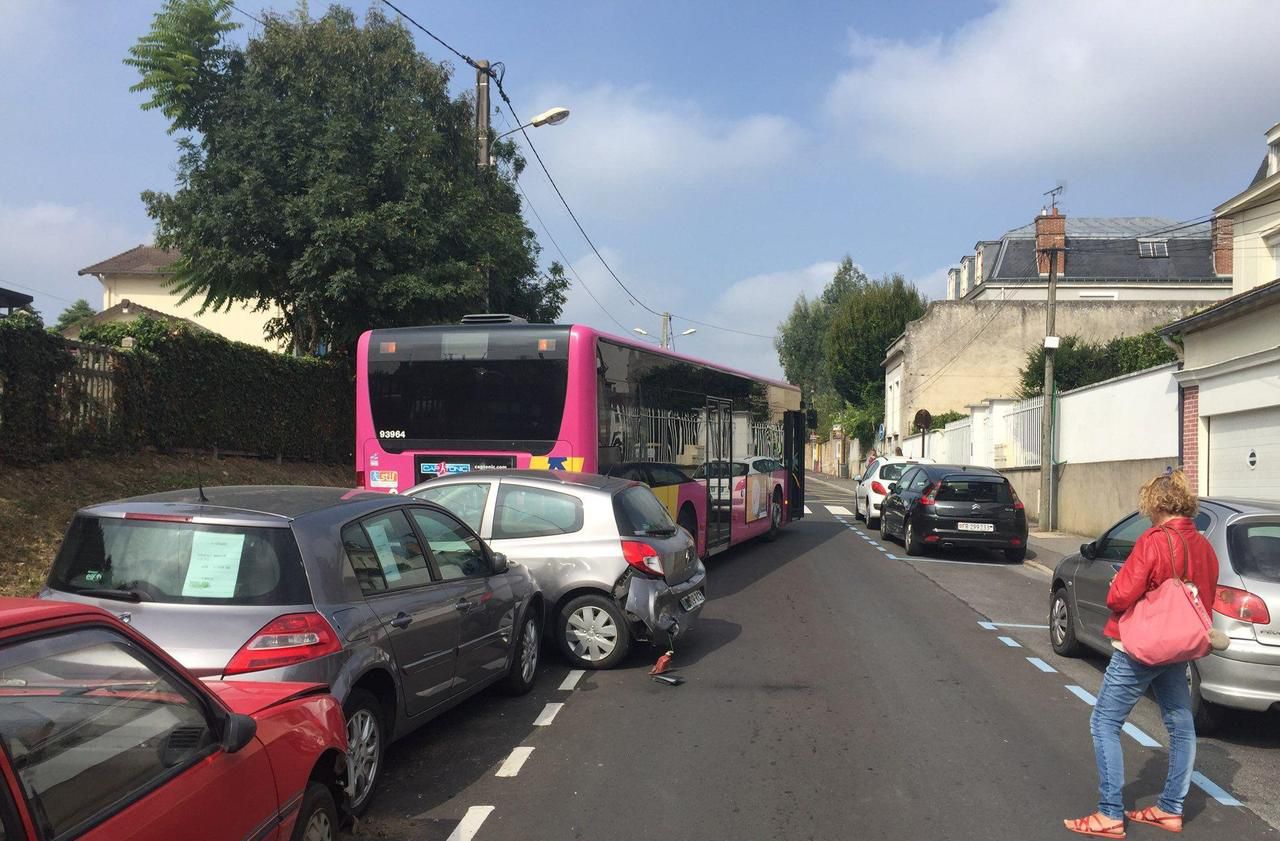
(0, 598, 349, 841)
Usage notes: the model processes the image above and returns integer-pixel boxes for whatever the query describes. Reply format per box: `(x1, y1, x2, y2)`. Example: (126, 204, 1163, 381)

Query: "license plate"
(681, 590, 706, 611)
(958, 522, 995, 533)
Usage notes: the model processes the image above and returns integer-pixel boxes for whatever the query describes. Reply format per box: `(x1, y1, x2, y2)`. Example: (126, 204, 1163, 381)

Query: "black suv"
(879, 464, 1029, 562)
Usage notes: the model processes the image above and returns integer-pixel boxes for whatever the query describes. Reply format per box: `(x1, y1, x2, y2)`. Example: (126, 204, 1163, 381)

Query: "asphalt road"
(355, 479, 1279, 841)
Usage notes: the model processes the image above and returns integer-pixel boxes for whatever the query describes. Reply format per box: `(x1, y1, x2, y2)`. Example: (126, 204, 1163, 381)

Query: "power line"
(0, 279, 80, 307)
(228, 2, 266, 27)
(378, 0, 481, 71)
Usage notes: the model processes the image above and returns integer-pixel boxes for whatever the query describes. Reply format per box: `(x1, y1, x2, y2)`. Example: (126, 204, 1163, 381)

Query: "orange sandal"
(1126, 806, 1182, 833)
(1064, 813, 1126, 838)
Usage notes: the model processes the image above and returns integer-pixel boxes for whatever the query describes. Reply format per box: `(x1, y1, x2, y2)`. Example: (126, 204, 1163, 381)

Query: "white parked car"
(693, 457, 783, 508)
(855, 456, 934, 526)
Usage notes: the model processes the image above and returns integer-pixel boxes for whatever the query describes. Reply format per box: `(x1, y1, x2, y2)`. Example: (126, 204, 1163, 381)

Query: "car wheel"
(764, 488, 784, 541)
(854, 497, 865, 521)
(559, 594, 631, 669)
(867, 510, 879, 530)
(1004, 547, 1027, 563)
(880, 513, 893, 543)
(1188, 663, 1226, 734)
(904, 519, 924, 556)
(343, 689, 385, 816)
(291, 781, 338, 841)
(1049, 586, 1084, 657)
(501, 610, 540, 695)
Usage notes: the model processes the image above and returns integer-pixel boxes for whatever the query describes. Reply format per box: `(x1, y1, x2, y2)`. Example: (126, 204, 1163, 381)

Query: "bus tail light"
(224, 613, 341, 676)
(621, 541, 664, 578)
(871, 481, 888, 496)
(1214, 586, 1271, 625)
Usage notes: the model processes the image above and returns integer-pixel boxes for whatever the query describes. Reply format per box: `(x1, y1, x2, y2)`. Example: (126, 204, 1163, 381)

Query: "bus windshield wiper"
(77, 588, 150, 603)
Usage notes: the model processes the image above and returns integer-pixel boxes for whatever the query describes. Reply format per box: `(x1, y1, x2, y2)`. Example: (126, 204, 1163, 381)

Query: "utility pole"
(475, 59, 491, 170)
(660, 312, 671, 349)
(1038, 197, 1062, 532)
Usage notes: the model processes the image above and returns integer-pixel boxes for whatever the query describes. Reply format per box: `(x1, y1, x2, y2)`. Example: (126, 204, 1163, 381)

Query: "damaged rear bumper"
(621, 560, 708, 644)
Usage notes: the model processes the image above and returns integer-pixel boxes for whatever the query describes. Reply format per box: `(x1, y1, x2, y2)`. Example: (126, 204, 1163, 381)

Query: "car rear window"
(1226, 521, 1280, 583)
(693, 462, 748, 479)
(49, 516, 311, 605)
(879, 463, 912, 481)
(936, 478, 1012, 504)
(613, 486, 677, 536)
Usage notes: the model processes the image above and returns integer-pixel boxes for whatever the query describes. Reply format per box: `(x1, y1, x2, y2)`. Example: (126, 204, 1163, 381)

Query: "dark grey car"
(1049, 497, 1280, 731)
(40, 486, 543, 814)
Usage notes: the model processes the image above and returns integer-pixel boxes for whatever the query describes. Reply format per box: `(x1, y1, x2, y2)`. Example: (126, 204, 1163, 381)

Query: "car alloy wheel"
(566, 604, 618, 662)
(520, 617, 539, 684)
(1051, 595, 1070, 647)
(346, 708, 381, 810)
(301, 809, 333, 841)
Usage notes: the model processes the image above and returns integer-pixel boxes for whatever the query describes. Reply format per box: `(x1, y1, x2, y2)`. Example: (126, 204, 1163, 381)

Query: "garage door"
(1208, 406, 1280, 501)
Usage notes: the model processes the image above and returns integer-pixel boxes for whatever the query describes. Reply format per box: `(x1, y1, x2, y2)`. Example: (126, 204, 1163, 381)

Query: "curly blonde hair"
(1138, 469, 1198, 519)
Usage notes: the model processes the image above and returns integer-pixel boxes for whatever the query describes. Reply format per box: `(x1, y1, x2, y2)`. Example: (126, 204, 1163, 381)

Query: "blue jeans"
(1090, 649, 1197, 820)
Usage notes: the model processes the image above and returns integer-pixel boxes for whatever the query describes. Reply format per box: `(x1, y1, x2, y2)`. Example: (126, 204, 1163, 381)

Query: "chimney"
(1211, 215, 1233, 277)
(1035, 207, 1066, 276)
(947, 267, 961, 300)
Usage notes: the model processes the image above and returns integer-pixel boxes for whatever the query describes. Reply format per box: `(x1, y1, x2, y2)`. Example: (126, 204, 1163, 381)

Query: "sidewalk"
(806, 471, 1091, 574)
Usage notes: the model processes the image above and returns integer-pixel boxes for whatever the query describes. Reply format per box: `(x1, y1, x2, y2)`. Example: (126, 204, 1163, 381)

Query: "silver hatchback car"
(40, 486, 543, 814)
(1050, 497, 1280, 731)
(405, 471, 707, 670)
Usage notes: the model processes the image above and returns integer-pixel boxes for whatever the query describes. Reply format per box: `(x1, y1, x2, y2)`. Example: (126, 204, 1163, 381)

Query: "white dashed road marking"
(804, 505, 813, 515)
(446, 806, 495, 841)
(997, 636, 1022, 648)
(533, 703, 564, 726)
(979, 621, 1050, 630)
(825, 505, 853, 516)
(495, 746, 535, 778)
(559, 670, 585, 691)
(1026, 657, 1057, 673)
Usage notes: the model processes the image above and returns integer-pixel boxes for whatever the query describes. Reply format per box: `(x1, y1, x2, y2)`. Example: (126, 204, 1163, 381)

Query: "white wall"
(1056, 363, 1180, 464)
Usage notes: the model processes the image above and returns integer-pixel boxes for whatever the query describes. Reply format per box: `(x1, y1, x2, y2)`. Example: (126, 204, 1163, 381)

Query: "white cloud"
(915, 264, 952, 302)
(0, 201, 147, 320)
(520, 84, 803, 216)
(826, 0, 1280, 174)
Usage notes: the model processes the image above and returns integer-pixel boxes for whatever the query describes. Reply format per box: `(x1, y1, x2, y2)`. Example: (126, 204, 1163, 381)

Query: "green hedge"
(0, 312, 77, 462)
(1, 316, 353, 464)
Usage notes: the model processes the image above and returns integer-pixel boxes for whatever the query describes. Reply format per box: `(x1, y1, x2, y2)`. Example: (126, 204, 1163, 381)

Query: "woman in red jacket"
(1065, 470, 1219, 838)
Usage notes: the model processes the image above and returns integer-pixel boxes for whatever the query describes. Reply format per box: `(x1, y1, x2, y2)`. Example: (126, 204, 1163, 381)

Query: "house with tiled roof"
(946, 213, 1232, 302)
(77, 245, 283, 349)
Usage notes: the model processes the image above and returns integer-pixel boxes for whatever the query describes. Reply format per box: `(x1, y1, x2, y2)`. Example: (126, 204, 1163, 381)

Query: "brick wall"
(1035, 209, 1067, 275)
(1181, 385, 1200, 488)
(1212, 216, 1234, 276)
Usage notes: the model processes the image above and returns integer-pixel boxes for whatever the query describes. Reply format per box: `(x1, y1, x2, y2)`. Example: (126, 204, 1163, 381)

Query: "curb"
(1024, 558, 1053, 577)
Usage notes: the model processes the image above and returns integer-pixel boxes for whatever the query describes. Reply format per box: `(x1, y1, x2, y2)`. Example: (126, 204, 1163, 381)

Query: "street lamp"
(680, 328, 697, 337)
(632, 327, 650, 336)
(493, 107, 571, 142)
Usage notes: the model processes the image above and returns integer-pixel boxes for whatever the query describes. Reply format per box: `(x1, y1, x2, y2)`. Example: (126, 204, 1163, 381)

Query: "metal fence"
(1000, 396, 1043, 467)
(941, 418, 972, 464)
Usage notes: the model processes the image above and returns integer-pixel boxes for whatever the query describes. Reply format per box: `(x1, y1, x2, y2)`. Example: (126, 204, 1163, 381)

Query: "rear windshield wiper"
(76, 588, 151, 603)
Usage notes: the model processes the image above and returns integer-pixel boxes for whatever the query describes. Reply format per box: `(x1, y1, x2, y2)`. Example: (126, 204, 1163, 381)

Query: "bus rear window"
(48, 516, 311, 605)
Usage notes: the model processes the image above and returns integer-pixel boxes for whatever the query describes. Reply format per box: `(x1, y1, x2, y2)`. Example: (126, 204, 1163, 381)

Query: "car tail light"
(1213, 586, 1272, 625)
(1010, 537, 1023, 546)
(920, 481, 941, 506)
(924, 533, 939, 543)
(621, 540, 664, 578)
(224, 613, 341, 676)
(124, 512, 193, 523)
(871, 481, 888, 496)
(1009, 485, 1025, 511)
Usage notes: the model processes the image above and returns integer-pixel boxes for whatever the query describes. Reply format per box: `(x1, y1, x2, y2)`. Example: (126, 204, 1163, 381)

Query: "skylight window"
(1138, 240, 1169, 258)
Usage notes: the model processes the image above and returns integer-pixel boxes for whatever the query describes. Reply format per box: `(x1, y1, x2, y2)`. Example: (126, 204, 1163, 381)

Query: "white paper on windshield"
(181, 532, 246, 598)
(365, 521, 402, 581)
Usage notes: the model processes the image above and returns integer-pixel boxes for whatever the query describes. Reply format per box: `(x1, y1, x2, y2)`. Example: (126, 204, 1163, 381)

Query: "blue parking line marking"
(1026, 657, 1057, 673)
(997, 636, 1021, 648)
(1065, 685, 1098, 705)
(978, 621, 997, 630)
(1192, 772, 1242, 806)
(1123, 723, 1161, 748)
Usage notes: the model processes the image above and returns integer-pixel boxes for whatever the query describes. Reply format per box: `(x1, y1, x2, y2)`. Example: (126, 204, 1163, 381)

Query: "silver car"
(40, 486, 543, 814)
(405, 471, 707, 670)
(1049, 497, 1280, 731)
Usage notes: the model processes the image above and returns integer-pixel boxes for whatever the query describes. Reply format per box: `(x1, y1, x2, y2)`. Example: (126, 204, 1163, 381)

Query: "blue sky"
(4, 0, 1279, 376)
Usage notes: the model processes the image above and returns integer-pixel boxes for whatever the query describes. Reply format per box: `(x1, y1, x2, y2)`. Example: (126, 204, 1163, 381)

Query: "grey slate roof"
(981, 217, 1219, 284)
(1249, 156, 1271, 189)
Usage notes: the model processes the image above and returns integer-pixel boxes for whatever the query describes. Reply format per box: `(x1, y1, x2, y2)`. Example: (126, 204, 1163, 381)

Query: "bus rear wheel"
(764, 488, 783, 541)
(677, 506, 698, 548)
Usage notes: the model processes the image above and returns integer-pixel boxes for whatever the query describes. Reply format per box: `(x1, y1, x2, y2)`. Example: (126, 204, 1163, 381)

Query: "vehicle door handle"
(455, 598, 474, 612)
(389, 612, 412, 629)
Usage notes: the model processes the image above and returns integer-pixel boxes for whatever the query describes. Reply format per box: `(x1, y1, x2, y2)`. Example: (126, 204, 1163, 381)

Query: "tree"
(775, 257, 868, 401)
(824, 273, 926, 407)
(1017, 332, 1177, 398)
(52, 299, 97, 333)
(128, 1, 565, 355)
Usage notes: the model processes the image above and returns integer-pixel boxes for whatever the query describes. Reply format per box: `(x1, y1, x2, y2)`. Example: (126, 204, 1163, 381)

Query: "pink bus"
(355, 317, 808, 557)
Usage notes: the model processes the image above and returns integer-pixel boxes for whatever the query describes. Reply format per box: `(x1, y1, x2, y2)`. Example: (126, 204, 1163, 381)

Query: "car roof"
(920, 464, 1004, 478)
(1201, 497, 1280, 515)
(80, 485, 395, 525)
(416, 470, 634, 494)
(0, 598, 113, 637)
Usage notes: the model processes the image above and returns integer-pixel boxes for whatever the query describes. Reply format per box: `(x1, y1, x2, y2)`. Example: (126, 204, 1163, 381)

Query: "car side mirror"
(222, 713, 257, 754)
(1080, 541, 1097, 561)
(492, 551, 510, 573)
(887, 483, 898, 494)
